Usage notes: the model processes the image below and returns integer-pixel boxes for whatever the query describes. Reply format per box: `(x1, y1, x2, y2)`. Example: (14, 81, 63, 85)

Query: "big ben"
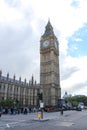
(40, 20, 61, 106)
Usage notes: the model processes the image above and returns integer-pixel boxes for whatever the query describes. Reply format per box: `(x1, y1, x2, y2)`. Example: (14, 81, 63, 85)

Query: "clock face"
(55, 42, 58, 49)
(43, 40, 49, 47)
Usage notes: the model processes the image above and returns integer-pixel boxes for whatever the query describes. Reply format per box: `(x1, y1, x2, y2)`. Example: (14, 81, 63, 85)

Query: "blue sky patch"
(68, 24, 87, 57)
(71, 0, 80, 8)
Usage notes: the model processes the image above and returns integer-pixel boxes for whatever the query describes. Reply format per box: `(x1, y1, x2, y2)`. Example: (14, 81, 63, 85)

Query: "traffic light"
(38, 93, 43, 100)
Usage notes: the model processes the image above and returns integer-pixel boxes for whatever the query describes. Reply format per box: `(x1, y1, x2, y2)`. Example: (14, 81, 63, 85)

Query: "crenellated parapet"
(0, 71, 38, 87)
(13, 74, 16, 81)
(7, 72, 9, 80)
(24, 78, 26, 84)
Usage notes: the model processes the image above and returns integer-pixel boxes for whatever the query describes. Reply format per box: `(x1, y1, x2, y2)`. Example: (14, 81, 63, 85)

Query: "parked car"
(76, 106, 82, 111)
(78, 102, 84, 109)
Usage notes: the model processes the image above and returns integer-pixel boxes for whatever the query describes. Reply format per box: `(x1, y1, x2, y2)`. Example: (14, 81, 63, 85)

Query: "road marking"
(55, 121, 75, 127)
(0, 119, 26, 129)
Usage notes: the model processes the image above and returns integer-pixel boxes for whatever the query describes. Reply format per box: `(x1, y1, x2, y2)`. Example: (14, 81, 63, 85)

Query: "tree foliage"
(0, 98, 15, 108)
(65, 95, 87, 107)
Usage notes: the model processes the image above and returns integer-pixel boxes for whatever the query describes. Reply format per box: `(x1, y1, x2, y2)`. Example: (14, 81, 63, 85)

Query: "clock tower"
(40, 20, 61, 106)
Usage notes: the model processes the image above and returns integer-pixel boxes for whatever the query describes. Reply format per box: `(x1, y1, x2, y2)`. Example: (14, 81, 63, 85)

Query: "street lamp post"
(40, 102, 44, 119)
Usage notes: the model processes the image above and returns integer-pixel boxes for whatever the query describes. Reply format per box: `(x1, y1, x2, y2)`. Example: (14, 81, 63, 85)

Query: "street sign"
(40, 102, 44, 108)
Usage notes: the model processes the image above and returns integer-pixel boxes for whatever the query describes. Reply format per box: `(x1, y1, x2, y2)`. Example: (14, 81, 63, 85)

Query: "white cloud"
(61, 55, 87, 96)
(74, 38, 83, 42)
(0, 1, 22, 25)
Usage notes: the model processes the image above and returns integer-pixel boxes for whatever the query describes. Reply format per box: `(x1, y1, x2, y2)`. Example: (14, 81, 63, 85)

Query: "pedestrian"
(0, 111, 2, 117)
(60, 108, 63, 115)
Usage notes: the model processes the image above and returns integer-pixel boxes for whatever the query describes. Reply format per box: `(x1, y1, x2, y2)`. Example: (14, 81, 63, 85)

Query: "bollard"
(37, 112, 41, 119)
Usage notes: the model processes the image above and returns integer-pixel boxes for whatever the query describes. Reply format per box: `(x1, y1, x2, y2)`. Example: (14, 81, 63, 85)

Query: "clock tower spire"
(40, 20, 61, 106)
(43, 19, 54, 36)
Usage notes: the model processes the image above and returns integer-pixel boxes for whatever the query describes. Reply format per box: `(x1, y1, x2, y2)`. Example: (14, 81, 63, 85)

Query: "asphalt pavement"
(0, 110, 87, 130)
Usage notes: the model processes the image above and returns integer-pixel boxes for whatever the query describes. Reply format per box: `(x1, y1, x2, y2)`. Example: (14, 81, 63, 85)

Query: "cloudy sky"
(0, 0, 87, 97)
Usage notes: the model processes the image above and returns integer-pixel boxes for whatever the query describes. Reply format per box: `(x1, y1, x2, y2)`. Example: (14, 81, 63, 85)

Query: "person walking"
(60, 107, 63, 115)
(0, 111, 2, 117)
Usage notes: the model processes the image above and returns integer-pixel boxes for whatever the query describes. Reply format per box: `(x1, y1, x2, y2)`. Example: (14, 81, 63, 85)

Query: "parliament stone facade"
(0, 20, 61, 107)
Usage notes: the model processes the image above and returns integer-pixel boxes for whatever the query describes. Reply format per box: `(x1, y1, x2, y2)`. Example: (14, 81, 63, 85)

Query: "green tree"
(65, 95, 87, 107)
(0, 98, 15, 108)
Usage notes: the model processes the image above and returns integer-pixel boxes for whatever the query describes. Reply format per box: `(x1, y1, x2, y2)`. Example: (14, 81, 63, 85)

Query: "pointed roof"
(43, 20, 54, 36)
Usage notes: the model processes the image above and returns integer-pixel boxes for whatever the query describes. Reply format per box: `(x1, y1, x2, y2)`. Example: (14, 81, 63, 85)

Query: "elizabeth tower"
(40, 20, 61, 106)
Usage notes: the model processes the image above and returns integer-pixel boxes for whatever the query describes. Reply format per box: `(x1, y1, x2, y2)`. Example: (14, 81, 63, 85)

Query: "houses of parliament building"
(0, 20, 61, 107)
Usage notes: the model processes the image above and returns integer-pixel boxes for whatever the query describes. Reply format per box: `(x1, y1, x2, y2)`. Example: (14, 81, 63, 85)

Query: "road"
(0, 110, 87, 130)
